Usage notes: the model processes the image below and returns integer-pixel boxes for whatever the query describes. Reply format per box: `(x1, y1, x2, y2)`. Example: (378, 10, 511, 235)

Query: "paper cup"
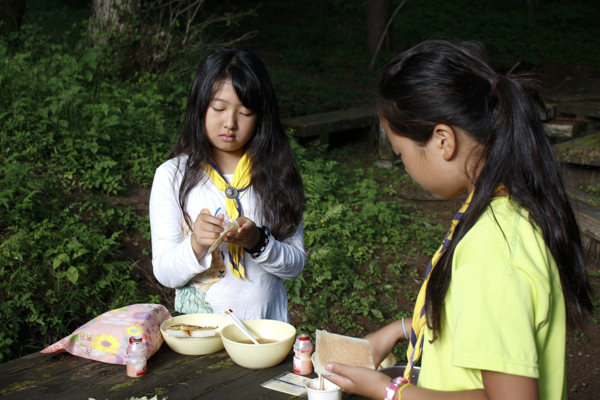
(306, 377, 342, 400)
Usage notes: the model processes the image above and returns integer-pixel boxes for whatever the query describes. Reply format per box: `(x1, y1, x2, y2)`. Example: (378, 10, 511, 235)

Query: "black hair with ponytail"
(378, 39, 593, 338)
(170, 47, 304, 240)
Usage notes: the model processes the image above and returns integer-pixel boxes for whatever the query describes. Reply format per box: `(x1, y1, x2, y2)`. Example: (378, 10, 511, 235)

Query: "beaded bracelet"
(384, 376, 411, 400)
(245, 226, 271, 258)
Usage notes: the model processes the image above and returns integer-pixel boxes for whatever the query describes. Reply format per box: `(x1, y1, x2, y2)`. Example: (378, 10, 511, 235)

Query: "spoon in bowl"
(223, 309, 260, 345)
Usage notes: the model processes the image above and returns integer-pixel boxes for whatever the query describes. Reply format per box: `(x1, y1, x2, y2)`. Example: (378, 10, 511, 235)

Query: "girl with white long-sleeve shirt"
(149, 48, 305, 322)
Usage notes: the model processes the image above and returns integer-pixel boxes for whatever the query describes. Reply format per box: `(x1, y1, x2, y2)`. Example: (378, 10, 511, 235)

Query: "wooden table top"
(0, 345, 370, 399)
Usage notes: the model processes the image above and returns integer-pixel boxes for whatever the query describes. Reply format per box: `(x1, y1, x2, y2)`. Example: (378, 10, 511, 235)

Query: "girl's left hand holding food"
(224, 216, 261, 249)
(324, 363, 391, 399)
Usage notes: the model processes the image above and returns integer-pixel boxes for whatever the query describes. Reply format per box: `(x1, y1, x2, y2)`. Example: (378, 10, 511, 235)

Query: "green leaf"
(371, 309, 384, 319)
(53, 253, 70, 269)
(66, 266, 79, 284)
(72, 248, 89, 260)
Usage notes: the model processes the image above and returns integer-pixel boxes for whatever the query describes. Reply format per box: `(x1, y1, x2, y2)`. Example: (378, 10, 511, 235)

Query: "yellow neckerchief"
(205, 153, 252, 280)
(404, 184, 506, 380)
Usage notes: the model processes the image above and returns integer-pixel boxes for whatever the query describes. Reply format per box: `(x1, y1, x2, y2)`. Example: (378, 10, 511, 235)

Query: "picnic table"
(0, 345, 372, 399)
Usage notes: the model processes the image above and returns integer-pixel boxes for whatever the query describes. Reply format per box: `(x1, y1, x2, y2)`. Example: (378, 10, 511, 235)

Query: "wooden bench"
(282, 107, 378, 145)
(555, 131, 600, 167)
(282, 106, 399, 160)
(546, 93, 600, 132)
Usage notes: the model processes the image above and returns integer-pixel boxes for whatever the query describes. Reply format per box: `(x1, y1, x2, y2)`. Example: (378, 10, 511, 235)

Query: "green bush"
(0, 23, 183, 361)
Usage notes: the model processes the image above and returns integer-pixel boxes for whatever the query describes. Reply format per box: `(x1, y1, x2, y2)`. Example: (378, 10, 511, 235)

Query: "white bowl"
(221, 319, 296, 369)
(160, 314, 231, 355)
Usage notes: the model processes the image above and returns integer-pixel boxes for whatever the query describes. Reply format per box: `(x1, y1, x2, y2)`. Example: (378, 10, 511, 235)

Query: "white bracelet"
(401, 317, 408, 340)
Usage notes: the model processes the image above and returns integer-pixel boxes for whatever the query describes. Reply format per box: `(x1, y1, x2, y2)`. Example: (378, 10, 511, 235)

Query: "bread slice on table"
(313, 330, 375, 376)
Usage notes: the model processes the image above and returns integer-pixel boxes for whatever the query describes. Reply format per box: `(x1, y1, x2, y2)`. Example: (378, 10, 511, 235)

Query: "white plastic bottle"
(126, 336, 147, 377)
(293, 333, 313, 375)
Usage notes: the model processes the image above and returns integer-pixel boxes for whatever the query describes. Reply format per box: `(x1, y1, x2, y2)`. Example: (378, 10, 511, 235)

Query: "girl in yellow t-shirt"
(325, 40, 594, 400)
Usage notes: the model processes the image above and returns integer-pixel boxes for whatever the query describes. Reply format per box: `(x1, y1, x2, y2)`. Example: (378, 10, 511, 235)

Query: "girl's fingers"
(195, 213, 225, 233)
(224, 217, 259, 248)
(323, 364, 355, 388)
(192, 214, 226, 247)
(324, 364, 391, 398)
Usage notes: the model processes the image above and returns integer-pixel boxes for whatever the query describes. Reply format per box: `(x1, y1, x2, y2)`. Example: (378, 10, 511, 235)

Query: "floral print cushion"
(41, 304, 171, 365)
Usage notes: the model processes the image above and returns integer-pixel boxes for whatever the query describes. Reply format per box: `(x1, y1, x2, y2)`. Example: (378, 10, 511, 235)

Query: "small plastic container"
(126, 336, 147, 377)
(293, 333, 313, 375)
(306, 377, 342, 400)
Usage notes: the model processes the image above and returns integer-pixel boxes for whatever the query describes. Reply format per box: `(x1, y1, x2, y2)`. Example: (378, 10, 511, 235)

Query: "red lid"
(297, 334, 311, 341)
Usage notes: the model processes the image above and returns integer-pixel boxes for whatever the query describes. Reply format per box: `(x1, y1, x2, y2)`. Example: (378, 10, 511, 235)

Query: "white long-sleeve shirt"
(149, 155, 306, 322)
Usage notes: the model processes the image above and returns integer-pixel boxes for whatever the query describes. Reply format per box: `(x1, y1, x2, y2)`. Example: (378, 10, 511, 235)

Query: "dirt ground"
(119, 61, 600, 398)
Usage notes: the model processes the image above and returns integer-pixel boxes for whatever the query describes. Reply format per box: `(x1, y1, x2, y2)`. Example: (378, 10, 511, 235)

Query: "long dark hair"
(170, 47, 304, 240)
(379, 39, 593, 338)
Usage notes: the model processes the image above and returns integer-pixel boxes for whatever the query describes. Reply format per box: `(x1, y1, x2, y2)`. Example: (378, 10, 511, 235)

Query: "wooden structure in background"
(551, 94, 600, 253)
(282, 107, 378, 145)
(543, 117, 586, 138)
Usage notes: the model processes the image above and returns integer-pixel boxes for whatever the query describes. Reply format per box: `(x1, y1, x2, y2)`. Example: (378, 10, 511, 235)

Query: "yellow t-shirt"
(418, 198, 567, 400)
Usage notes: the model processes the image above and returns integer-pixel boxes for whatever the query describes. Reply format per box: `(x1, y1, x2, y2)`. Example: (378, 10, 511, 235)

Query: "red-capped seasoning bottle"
(293, 334, 313, 375)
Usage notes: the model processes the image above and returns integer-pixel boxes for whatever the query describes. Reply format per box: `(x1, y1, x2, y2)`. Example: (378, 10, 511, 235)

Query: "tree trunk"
(0, 0, 26, 34)
(367, 0, 393, 58)
(89, 0, 140, 45)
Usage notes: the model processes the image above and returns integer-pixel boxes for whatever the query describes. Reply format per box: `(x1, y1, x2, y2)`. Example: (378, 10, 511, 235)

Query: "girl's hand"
(224, 216, 261, 249)
(191, 213, 226, 259)
(365, 318, 411, 367)
(324, 363, 391, 399)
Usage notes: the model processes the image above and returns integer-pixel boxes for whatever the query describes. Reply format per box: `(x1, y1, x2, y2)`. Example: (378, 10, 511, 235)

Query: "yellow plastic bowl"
(160, 314, 231, 355)
(379, 352, 397, 369)
(221, 319, 296, 369)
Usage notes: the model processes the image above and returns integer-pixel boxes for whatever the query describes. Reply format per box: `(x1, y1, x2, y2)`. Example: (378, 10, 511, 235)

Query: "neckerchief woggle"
(205, 152, 251, 280)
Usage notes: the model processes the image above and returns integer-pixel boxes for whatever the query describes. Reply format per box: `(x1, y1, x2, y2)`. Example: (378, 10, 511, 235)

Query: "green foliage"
(585, 184, 600, 205)
(287, 139, 445, 350)
(0, 23, 183, 361)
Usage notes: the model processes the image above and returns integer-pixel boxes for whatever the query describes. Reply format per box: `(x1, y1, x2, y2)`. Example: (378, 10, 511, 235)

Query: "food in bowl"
(221, 319, 296, 369)
(166, 324, 217, 338)
(160, 314, 231, 355)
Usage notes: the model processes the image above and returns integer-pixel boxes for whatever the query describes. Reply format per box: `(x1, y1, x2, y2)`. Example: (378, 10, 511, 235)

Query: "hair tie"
(491, 61, 521, 97)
